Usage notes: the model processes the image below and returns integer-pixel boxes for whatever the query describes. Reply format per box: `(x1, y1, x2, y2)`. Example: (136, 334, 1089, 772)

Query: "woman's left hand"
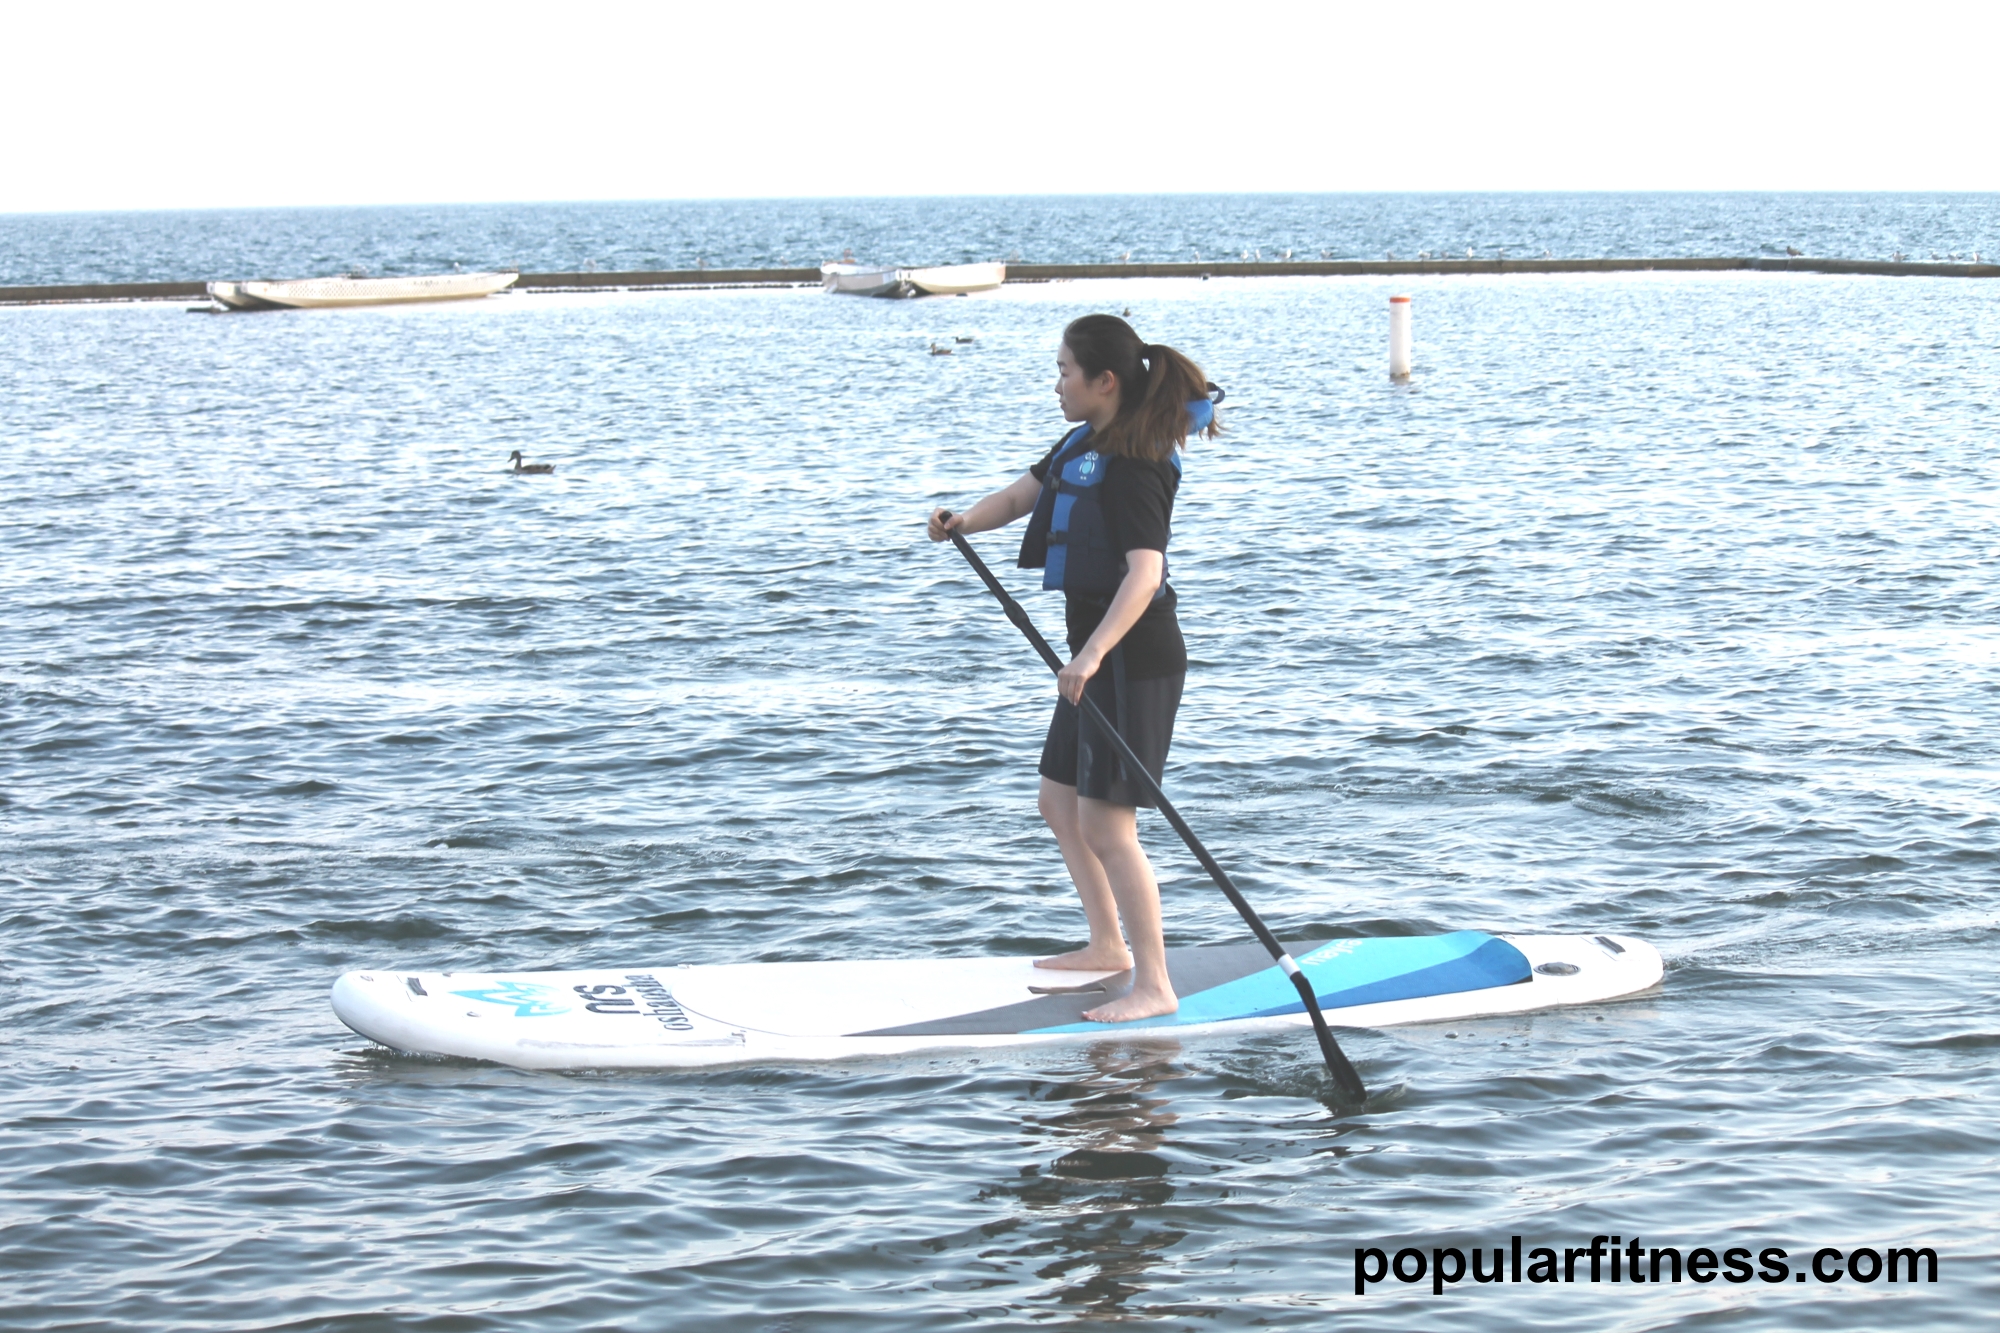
(1056, 646, 1103, 704)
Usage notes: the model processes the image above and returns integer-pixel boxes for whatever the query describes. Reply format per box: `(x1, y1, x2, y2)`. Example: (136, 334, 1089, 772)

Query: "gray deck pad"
(857, 940, 1295, 1036)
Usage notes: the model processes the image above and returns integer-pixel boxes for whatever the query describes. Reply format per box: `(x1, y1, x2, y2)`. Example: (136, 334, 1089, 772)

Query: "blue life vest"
(1018, 397, 1212, 598)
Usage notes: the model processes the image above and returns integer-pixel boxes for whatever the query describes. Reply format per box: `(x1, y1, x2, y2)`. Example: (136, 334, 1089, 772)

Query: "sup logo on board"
(573, 984, 642, 1014)
(451, 981, 571, 1017)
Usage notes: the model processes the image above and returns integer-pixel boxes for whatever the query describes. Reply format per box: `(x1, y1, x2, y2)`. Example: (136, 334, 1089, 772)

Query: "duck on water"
(507, 451, 554, 475)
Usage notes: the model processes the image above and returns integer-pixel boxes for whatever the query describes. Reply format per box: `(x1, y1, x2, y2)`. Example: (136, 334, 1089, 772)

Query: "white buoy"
(1388, 295, 1412, 380)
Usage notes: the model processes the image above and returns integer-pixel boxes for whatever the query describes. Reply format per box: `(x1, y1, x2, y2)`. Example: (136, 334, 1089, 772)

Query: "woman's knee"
(1077, 798, 1138, 859)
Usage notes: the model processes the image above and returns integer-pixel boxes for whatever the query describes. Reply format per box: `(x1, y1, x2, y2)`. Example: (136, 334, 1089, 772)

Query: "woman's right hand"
(926, 507, 963, 542)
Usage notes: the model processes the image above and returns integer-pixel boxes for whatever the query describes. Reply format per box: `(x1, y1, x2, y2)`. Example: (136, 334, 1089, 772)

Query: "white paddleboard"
(331, 931, 1662, 1070)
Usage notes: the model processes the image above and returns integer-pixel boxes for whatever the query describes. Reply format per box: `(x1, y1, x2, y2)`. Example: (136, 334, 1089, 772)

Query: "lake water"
(4, 212, 1999, 1328)
(2, 192, 1997, 286)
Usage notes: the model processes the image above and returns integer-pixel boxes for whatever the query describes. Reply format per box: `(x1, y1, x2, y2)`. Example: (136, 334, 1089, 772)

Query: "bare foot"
(1035, 945, 1132, 971)
(1082, 986, 1179, 1024)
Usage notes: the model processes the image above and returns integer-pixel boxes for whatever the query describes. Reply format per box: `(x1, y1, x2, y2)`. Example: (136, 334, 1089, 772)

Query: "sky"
(5, 0, 1997, 214)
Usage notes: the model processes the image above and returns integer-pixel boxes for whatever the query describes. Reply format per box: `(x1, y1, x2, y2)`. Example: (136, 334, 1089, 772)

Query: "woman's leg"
(1075, 796, 1178, 1022)
(1035, 777, 1133, 970)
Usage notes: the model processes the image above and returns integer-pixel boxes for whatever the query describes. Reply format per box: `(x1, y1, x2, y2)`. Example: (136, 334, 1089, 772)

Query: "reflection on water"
(984, 1040, 1188, 1316)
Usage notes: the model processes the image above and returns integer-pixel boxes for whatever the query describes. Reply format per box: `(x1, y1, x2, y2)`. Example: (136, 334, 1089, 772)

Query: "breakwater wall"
(4, 256, 1996, 306)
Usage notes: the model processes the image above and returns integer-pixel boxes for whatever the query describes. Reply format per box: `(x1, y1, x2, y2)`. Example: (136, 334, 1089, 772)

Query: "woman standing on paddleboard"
(928, 314, 1218, 1023)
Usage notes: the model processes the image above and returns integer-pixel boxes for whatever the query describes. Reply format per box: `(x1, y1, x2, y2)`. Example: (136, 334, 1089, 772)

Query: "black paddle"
(940, 518, 1368, 1106)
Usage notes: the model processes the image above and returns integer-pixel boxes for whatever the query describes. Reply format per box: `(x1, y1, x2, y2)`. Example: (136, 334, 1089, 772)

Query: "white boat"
(207, 270, 518, 311)
(820, 260, 1007, 298)
(904, 261, 1005, 295)
(820, 262, 908, 297)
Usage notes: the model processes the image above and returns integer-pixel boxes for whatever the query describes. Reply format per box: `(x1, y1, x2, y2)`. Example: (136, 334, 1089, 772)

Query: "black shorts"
(1038, 664, 1185, 808)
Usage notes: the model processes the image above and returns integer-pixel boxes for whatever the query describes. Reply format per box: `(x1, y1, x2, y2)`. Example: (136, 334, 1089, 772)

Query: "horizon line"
(7, 188, 2000, 220)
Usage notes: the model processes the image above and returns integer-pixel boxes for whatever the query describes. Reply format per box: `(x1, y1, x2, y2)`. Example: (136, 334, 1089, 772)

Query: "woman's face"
(1055, 342, 1121, 425)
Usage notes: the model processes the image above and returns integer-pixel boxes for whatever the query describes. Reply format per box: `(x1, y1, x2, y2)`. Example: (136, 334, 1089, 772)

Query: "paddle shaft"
(942, 521, 1367, 1105)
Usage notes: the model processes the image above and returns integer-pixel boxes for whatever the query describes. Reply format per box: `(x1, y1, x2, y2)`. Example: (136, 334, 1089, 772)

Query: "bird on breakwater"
(1465, 246, 1475, 259)
(1893, 251, 1905, 261)
(1386, 252, 1396, 261)
(507, 451, 555, 475)
(1786, 246, 1803, 257)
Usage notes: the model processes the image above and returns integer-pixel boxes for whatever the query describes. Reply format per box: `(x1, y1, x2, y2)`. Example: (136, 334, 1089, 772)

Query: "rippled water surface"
(4, 271, 1998, 1330)
(3, 192, 1997, 285)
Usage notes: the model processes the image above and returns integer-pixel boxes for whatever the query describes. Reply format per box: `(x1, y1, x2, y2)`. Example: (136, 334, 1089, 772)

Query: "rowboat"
(820, 263, 907, 297)
(904, 262, 1005, 295)
(820, 261, 1006, 298)
(206, 270, 518, 311)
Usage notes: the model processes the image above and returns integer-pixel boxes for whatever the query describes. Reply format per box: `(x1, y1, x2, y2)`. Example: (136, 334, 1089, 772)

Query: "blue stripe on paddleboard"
(1027, 931, 1531, 1033)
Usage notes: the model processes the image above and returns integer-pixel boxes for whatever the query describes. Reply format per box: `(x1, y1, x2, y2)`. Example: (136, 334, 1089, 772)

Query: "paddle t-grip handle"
(938, 513, 1368, 1106)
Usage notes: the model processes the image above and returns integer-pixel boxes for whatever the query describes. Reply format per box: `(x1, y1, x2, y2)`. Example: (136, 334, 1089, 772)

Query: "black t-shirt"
(1030, 441, 1187, 680)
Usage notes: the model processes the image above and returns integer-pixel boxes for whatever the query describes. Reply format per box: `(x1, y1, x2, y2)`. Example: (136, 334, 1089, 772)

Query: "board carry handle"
(939, 516, 1368, 1107)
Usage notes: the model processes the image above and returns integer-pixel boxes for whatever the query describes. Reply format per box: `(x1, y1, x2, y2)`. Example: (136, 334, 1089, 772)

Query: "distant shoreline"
(4, 256, 1996, 307)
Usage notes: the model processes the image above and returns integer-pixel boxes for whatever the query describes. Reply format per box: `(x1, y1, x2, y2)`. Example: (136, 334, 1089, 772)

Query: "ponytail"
(1061, 313, 1220, 462)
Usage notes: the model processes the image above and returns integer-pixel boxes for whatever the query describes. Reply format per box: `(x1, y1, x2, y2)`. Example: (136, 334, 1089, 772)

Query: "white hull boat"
(207, 270, 518, 310)
(820, 261, 1006, 298)
(820, 263, 908, 297)
(904, 261, 1006, 295)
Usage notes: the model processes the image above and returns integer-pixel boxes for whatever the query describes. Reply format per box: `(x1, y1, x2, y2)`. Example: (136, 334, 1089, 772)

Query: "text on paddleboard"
(564, 978, 696, 1031)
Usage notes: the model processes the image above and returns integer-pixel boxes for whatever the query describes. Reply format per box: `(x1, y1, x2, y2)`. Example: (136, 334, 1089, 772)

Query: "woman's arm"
(1055, 549, 1164, 703)
(927, 471, 1042, 541)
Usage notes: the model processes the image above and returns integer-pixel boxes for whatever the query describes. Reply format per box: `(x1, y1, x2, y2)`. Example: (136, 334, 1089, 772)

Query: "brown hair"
(1062, 313, 1220, 462)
